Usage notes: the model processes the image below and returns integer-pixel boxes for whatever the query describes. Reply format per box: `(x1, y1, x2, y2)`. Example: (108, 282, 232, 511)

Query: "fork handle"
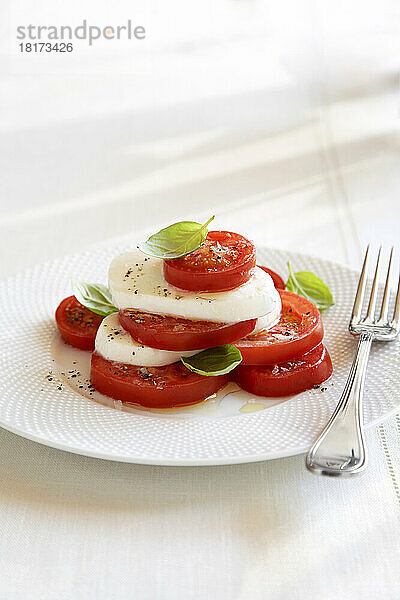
(306, 332, 373, 476)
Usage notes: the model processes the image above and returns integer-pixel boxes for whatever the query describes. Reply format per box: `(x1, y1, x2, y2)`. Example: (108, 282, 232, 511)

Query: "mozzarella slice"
(95, 313, 201, 367)
(253, 310, 280, 333)
(109, 250, 281, 323)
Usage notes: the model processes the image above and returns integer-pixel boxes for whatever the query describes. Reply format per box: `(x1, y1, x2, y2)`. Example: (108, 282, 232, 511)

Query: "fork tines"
(350, 246, 400, 340)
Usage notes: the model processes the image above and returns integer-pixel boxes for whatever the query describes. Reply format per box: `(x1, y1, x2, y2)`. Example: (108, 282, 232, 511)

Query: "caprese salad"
(55, 217, 334, 409)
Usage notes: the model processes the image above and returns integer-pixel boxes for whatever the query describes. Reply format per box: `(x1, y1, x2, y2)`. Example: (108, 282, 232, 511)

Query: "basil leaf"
(285, 263, 334, 311)
(72, 280, 118, 316)
(138, 216, 215, 259)
(181, 345, 242, 376)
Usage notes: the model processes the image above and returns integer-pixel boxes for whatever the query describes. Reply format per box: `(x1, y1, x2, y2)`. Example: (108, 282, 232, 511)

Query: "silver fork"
(306, 246, 400, 477)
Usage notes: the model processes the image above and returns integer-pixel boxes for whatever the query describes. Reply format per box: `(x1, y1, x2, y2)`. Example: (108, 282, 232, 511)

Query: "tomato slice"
(55, 296, 103, 351)
(235, 344, 332, 397)
(163, 231, 256, 292)
(119, 309, 257, 351)
(257, 266, 285, 290)
(233, 290, 323, 365)
(90, 353, 229, 408)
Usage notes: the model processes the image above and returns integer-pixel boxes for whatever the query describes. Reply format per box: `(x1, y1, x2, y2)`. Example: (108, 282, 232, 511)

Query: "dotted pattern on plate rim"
(0, 246, 399, 464)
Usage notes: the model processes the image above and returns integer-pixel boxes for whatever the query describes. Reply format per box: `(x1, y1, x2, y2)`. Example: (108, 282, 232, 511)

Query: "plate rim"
(0, 407, 393, 466)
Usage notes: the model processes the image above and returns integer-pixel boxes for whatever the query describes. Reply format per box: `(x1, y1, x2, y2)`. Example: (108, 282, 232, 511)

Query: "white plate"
(0, 245, 399, 465)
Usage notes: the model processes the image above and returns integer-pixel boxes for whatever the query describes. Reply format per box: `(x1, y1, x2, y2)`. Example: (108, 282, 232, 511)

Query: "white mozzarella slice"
(95, 313, 200, 367)
(252, 308, 280, 334)
(109, 250, 281, 323)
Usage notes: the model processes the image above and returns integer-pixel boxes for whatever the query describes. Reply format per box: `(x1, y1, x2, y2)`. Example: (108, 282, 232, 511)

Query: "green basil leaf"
(72, 280, 118, 316)
(138, 216, 215, 259)
(181, 345, 242, 377)
(285, 263, 334, 311)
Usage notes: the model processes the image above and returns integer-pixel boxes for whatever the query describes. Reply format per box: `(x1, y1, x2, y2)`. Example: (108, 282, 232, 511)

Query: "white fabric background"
(1, 1, 400, 598)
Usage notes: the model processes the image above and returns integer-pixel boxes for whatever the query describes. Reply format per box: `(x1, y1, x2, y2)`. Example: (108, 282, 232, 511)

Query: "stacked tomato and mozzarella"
(56, 231, 332, 408)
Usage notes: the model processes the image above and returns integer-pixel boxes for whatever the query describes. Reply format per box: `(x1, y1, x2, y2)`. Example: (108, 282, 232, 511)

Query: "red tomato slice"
(119, 310, 257, 351)
(55, 296, 103, 351)
(163, 231, 256, 292)
(235, 344, 332, 397)
(233, 290, 323, 365)
(90, 353, 229, 408)
(257, 266, 285, 290)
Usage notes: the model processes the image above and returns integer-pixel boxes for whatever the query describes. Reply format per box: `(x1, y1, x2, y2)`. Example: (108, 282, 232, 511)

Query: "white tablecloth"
(1, 1, 400, 598)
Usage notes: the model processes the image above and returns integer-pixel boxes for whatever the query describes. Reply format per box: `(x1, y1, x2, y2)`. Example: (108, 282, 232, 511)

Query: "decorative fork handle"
(306, 332, 373, 476)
